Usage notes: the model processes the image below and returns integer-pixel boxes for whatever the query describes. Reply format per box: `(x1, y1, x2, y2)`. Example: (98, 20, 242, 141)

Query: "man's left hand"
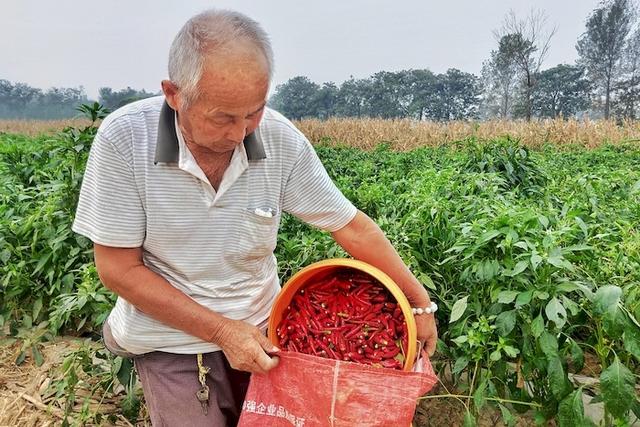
(415, 312, 438, 357)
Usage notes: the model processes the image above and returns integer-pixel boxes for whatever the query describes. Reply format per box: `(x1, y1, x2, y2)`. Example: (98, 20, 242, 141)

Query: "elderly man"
(73, 8, 437, 427)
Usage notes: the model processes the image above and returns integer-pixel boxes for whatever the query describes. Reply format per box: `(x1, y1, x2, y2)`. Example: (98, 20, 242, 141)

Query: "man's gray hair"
(168, 9, 274, 106)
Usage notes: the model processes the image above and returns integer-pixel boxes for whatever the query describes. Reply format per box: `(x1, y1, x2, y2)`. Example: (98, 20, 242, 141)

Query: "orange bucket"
(268, 258, 418, 371)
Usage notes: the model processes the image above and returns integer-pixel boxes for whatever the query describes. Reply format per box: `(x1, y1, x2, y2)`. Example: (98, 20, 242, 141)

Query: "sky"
(2, 0, 601, 99)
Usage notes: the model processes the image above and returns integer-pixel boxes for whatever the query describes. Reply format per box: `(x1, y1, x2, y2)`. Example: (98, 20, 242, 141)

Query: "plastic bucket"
(268, 258, 418, 371)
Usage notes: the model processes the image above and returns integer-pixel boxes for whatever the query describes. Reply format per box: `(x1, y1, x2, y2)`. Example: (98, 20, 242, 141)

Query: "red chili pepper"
(277, 270, 408, 370)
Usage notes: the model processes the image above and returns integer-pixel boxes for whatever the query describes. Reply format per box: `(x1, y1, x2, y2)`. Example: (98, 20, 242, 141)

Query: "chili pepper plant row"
(2, 125, 639, 425)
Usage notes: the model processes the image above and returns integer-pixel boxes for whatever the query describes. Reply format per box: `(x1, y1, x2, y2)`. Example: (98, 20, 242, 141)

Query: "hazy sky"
(3, 1, 600, 99)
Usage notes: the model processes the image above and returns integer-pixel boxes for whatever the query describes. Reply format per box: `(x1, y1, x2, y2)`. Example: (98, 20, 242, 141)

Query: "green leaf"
(419, 273, 437, 291)
(534, 411, 546, 424)
(530, 252, 543, 270)
(556, 282, 580, 293)
(15, 350, 26, 365)
(503, 345, 519, 358)
(538, 215, 549, 228)
(574, 216, 588, 236)
(593, 285, 622, 316)
(534, 290, 549, 301)
(498, 403, 516, 427)
(0, 249, 10, 264)
(121, 388, 141, 423)
(32, 252, 53, 276)
(513, 241, 529, 250)
(630, 179, 640, 194)
(463, 410, 476, 427)
(539, 331, 558, 357)
(452, 335, 468, 345)
(600, 356, 635, 419)
(569, 340, 584, 372)
(623, 320, 640, 361)
(561, 295, 580, 316)
(503, 260, 528, 277)
(531, 314, 545, 338)
(449, 296, 468, 323)
(545, 297, 567, 329)
(477, 230, 501, 245)
(602, 304, 626, 339)
(631, 399, 640, 420)
(32, 298, 43, 321)
(31, 345, 44, 367)
(116, 357, 134, 388)
(515, 290, 533, 308)
(452, 356, 469, 375)
(548, 356, 570, 400)
(497, 291, 519, 304)
(495, 310, 517, 336)
(473, 379, 487, 410)
(557, 387, 585, 427)
(490, 349, 502, 361)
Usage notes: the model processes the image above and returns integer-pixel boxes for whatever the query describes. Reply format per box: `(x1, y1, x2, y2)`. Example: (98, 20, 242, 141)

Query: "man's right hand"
(214, 318, 280, 374)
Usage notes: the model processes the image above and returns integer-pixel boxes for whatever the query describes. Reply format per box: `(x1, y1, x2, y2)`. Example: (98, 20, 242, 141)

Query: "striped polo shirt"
(72, 95, 357, 354)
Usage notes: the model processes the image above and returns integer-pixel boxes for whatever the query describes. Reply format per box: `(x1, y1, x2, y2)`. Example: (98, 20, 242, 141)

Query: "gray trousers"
(102, 322, 250, 427)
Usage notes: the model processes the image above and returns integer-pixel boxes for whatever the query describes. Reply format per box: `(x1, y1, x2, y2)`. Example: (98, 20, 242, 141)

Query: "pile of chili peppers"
(276, 270, 408, 370)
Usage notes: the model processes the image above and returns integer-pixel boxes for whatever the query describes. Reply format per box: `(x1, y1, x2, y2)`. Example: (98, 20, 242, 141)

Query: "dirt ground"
(0, 338, 541, 427)
(0, 338, 148, 427)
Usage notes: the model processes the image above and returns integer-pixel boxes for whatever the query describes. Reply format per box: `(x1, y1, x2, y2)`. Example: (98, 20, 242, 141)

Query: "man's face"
(164, 48, 270, 154)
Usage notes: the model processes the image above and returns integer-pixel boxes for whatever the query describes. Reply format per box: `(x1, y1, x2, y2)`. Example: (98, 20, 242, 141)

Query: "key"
(196, 385, 210, 415)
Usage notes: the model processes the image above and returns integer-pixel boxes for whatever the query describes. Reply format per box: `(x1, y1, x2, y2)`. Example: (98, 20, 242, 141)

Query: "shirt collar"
(154, 100, 266, 164)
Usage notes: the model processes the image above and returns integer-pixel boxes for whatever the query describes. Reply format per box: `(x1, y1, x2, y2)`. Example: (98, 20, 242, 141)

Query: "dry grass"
(2, 117, 639, 149)
(0, 119, 92, 136)
(0, 339, 146, 427)
(296, 118, 640, 150)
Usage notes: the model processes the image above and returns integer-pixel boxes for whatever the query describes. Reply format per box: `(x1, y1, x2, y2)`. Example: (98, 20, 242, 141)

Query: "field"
(1, 116, 639, 426)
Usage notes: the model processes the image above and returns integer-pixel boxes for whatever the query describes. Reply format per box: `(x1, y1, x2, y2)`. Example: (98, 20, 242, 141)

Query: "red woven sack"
(238, 351, 437, 427)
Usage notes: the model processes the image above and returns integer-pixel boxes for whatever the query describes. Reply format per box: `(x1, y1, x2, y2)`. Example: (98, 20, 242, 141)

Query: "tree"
(406, 69, 438, 120)
(425, 69, 482, 121)
(365, 71, 414, 119)
(532, 64, 591, 118)
(334, 77, 371, 118)
(98, 87, 155, 110)
(268, 76, 320, 120)
(37, 86, 89, 119)
(614, 26, 640, 118)
(313, 82, 339, 119)
(481, 48, 520, 118)
(494, 9, 557, 121)
(576, 0, 634, 119)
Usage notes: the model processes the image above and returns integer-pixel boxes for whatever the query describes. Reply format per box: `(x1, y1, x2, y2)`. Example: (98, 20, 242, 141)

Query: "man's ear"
(161, 80, 180, 111)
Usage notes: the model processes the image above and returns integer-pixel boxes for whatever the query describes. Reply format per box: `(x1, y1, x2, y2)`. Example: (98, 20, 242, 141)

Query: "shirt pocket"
(225, 207, 280, 274)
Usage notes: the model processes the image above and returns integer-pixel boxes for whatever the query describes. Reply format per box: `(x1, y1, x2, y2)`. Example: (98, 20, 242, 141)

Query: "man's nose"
(227, 121, 247, 143)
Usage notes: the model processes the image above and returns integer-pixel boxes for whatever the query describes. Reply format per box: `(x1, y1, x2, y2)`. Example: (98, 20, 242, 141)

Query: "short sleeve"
(282, 138, 357, 232)
(72, 131, 145, 247)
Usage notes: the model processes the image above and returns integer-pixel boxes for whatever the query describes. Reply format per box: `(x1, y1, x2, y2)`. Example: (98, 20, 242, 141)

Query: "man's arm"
(331, 210, 438, 356)
(94, 244, 279, 373)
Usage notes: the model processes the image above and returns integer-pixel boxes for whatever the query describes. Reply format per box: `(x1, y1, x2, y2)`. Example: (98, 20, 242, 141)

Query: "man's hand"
(215, 318, 280, 374)
(415, 312, 438, 357)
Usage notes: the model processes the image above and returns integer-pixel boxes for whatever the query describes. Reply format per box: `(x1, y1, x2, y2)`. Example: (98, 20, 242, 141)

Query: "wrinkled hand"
(215, 319, 280, 374)
(415, 312, 438, 357)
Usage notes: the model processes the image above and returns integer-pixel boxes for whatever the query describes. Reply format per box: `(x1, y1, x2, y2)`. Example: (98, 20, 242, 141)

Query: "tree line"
(271, 0, 639, 121)
(0, 84, 157, 120)
(0, 0, 638, 121)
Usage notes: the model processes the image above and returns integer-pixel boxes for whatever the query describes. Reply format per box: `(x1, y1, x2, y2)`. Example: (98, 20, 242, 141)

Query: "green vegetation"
(1, 112, 639, 425)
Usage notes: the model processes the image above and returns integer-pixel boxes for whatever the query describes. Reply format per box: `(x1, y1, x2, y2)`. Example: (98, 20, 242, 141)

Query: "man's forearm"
(332, 211, 431, 305)
(94, 246, 227, 344)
